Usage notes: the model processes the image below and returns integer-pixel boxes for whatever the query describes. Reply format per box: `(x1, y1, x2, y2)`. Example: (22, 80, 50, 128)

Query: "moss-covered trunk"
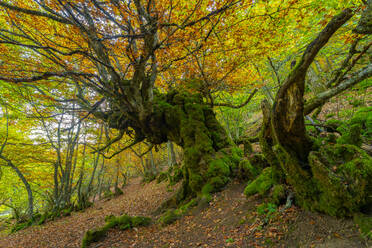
(148, 91, 240, 204)
(257, 9, 372, 217)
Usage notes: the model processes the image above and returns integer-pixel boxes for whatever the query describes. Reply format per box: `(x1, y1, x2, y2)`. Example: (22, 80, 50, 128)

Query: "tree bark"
(304, 64, 372, 115)
(0, 156, 34, 218)
(145, 91, 239, 204)
(271, 9, 353, 162)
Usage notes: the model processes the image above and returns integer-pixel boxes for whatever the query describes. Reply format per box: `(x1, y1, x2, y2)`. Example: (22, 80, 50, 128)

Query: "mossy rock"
(337, 123, 363, 147)
(238, 159, 261, 180)
(81, 227, 108, 248)
(351, 106, 372, 143)
(81, 214, 151, 247)
(327, 107, 372, 146)
(244, 167, 274, 197)
(201, 176, 229, 195)
(105, 214, 151, 230)
(309, 144, 372, 217)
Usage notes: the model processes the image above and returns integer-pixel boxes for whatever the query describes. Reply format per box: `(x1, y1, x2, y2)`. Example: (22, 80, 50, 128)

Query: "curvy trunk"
(259, 9, 372, 216)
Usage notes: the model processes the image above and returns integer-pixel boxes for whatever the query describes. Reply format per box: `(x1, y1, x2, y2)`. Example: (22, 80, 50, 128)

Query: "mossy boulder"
(327, 107, 372, 146)
(81, 214, 151, 248)
(309, 144, 372, 217)
(337, 123, 363, 146)
(238, 159, 261, 180)
(350, 107, 372, 143)
(81, 227, 108, 248)
(104, 214, 151, 230)
(244, 167, 275, 197)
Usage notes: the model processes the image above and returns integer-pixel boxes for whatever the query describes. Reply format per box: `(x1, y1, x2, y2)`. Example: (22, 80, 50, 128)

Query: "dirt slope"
(0, 178, 368, 248)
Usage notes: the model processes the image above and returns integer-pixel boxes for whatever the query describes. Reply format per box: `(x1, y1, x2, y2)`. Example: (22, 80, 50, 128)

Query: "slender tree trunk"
(0, 156, 34, 218)
(167, 141, 176, 167)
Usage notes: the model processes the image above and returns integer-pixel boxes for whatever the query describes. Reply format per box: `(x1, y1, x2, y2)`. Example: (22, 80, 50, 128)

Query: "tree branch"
(214, 89, 258, 108)
(0, 1, 72, 24)
(304, 64, 372, 115)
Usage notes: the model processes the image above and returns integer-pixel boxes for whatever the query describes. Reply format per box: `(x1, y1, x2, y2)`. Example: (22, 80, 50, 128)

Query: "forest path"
(0, 177, 176, 248)
(0, 177, 368, 248)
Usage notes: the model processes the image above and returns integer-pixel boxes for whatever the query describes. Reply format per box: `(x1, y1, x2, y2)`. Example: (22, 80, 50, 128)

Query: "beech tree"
(0, 0, 370, 218)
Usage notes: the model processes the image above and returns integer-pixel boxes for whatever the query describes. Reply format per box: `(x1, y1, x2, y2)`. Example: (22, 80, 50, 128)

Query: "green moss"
(11, 220, 32, 233)
(152, 91, 241, 213)
(351, 107, 372, 143)
(131, 216, 152, 227)
(354, 213, 372, 239)
(201, 176, 229, 195)
(156, 172, 168, 183)
(273, 145, 317, 211)
(81, 214, 151, 247)
(309, 144, 372, 217)
(188, 172, 204, 192)
(243, 139, 253, 156)
(325, 119, 343, 131)
(325, 113, 335, 119)
(207, 158, 230, 178)
(270, 184, 286, 205)
(179, 198, 198, 212)
(104, 214, 151, 230)
(248, 154, 268, 170)
(244, 167, 274, 197)
(238, 159, 260, 180)
(37, 214, 47, 225)
(337, 123, 362, 147)
(231, 146, 243, 163)
(159, 209, 180, 226)
(327, 107, 372, 146)
(159, 198, 199, 226)
(168, 166, 183, 186)
(81, 227, 108, 248)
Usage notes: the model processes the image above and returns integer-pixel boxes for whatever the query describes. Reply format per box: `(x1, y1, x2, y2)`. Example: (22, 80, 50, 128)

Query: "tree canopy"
(0, 0, 371, 239)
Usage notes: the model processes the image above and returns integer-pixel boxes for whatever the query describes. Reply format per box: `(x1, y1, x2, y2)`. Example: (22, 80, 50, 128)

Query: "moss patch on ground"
(81, 214, 151, 248)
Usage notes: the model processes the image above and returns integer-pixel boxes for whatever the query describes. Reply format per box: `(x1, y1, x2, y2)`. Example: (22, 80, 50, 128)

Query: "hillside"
(0, 177, 368, 248)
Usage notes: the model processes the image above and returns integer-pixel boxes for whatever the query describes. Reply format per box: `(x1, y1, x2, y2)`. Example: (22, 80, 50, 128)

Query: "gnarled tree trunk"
(259, 9, 372, 216)
(145, 91, 240, 204)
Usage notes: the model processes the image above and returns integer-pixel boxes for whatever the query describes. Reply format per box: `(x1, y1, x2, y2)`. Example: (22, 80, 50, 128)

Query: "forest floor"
(0, 177, 370, 248)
